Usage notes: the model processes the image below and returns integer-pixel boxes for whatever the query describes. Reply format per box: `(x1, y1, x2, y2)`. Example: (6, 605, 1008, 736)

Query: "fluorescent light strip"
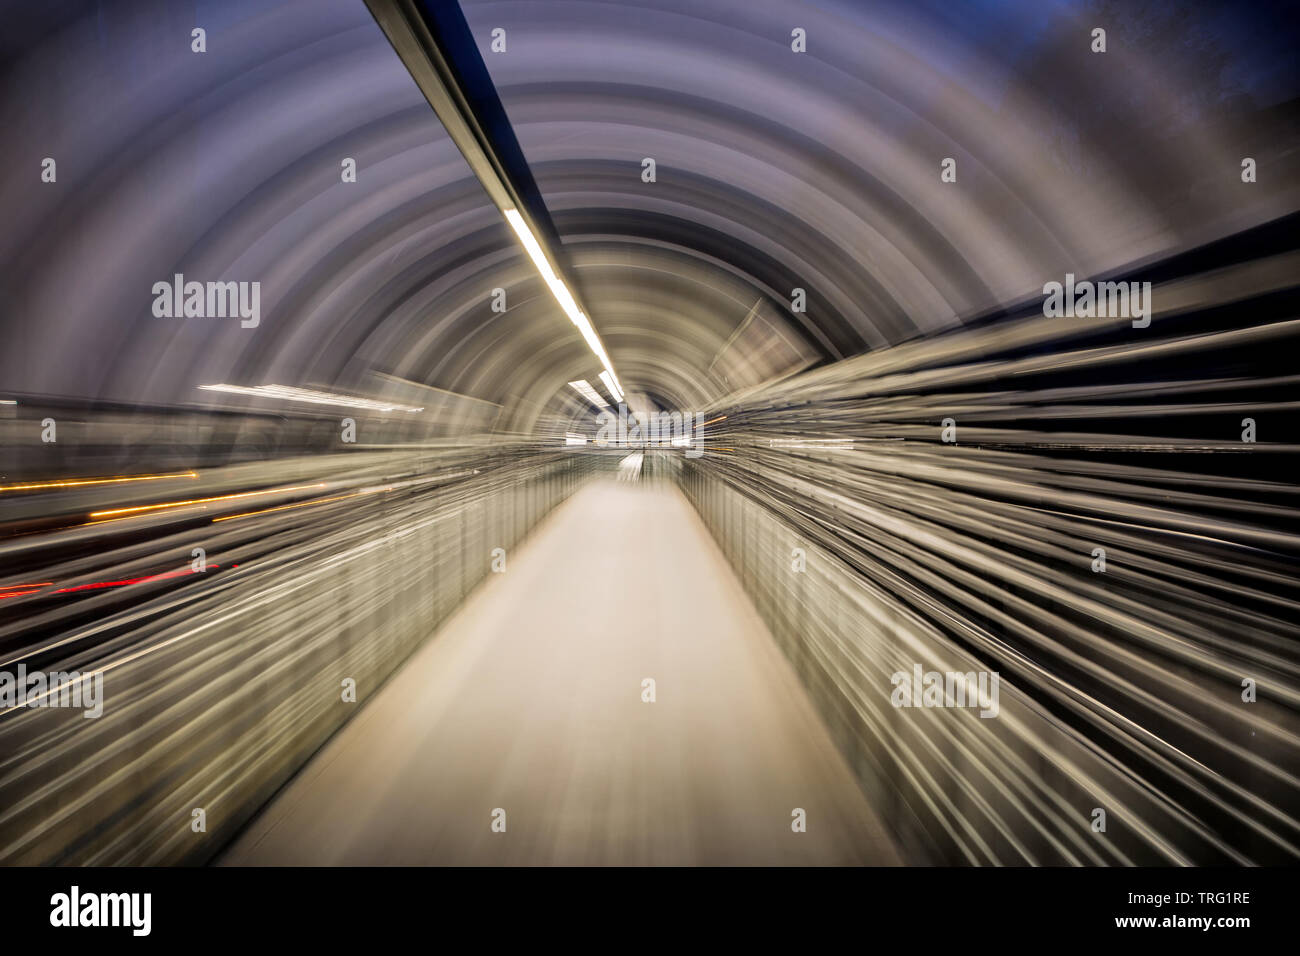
(597, 370, 623, 403)
(504, 208, 623, 396)
(567, 380, 609, 408)
(198, 384, 423, 413)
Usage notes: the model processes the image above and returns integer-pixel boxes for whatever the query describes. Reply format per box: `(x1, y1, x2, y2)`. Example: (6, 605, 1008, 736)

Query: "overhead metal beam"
(364, 0, 622, 393)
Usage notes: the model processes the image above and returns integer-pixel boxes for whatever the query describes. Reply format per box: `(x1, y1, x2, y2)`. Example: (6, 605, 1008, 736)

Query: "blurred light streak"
(0, 471, 198, 493)
(212, 487, 394, 522)
(0, 584, 51, 600)
(769, 438, 854, 450)
(88, 483, 329, 519)
(53, 566, 221, 593)
(197, 384, 423, 413)
(212, 493, 365, 522)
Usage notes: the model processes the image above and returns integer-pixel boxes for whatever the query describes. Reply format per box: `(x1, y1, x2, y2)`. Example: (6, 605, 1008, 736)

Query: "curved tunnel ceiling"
(0, 0, 1295, 435)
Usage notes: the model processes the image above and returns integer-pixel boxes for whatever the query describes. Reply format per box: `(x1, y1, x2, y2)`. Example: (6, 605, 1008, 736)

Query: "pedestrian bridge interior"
(0, 0, 1298, 866)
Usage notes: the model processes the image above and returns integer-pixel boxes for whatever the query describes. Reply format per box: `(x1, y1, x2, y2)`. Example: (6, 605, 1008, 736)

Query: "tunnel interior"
(0, 0, 1298, 867)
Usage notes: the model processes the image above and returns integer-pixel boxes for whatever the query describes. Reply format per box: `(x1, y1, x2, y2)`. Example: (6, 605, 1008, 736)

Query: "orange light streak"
(88, 483, 327, 519)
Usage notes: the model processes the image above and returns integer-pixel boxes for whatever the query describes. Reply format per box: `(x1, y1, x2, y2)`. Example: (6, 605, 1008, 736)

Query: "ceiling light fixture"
(567, 380, 610, 409)
(597, 370, 624, 403)
(504, 208, 623, 400)
(198, 384, 423, 413)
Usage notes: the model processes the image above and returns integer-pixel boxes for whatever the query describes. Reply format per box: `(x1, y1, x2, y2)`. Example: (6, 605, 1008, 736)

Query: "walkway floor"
(221, 479, 900, 865)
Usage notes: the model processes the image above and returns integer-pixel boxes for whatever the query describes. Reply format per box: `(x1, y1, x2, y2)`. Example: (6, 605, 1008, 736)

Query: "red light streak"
(52, 564, 221, 593)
